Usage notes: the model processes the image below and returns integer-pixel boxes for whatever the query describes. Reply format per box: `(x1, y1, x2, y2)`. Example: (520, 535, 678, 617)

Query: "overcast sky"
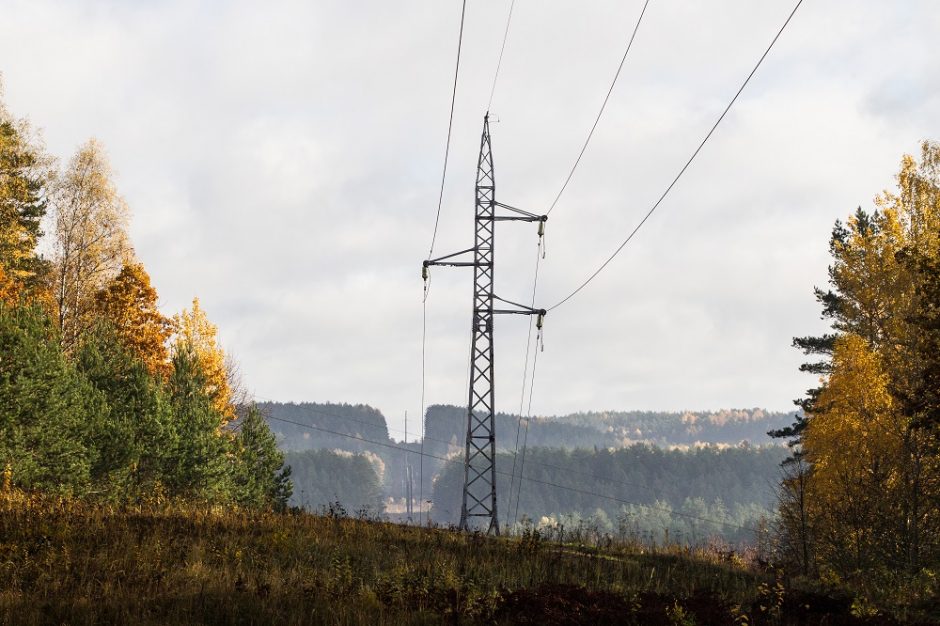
(1, 0, 937, 439)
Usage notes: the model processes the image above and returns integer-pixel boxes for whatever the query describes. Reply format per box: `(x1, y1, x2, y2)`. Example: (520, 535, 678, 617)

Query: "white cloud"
(2, 0, 937, 438)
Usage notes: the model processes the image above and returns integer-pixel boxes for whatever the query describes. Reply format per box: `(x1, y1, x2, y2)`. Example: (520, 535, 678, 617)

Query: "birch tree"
(51, 139, 131, 350)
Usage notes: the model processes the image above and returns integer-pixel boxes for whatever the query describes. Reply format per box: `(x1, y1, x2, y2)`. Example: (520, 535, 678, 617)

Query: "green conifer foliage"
(0, 304, 101, 493)
(0, 101, 50, 301)
(233, 406, 292, 510)
(75, 321, 173, 497)
(165, 344, 232, 501)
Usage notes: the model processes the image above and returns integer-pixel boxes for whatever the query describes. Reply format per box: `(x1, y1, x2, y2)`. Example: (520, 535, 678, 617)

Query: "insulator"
(422, 265, 429, 281)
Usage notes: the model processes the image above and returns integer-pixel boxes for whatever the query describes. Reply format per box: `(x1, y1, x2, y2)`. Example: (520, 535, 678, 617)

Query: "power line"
(546, 0, 650, 216)
(427, 0, 468, 260)
(508, 242, 543, 517)
(419, 298, 428, 525)
(263, 407, 757, 533)
(486, 0, 517, 113)
(508, 241, 545, 518)
(513, 343, 539, 523)
(510, 1, 651, 510)
(547, 0, 804, 311)
(422, 0, 468, 524)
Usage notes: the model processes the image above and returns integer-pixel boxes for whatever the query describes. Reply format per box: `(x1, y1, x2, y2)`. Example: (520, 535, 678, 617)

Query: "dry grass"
(0, 489, 930, 625)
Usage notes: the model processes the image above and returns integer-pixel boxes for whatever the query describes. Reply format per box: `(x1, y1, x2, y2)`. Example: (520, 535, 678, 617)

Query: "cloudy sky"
(1, 0, 937, 438)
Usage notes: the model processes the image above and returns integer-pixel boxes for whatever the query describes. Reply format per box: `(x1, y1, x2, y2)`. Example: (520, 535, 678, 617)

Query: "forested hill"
(260, 401, 791, 542)
(257, 401, 390, 451)
(261, 401, 794, 452)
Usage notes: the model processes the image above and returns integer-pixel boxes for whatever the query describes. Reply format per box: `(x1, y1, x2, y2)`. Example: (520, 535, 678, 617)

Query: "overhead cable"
(546, 0, 651, 217)
(547, 0, 804, 311)
(426, 0, 469, 260)
(487, 0, 517, 113)
(508, 242, 544, 515)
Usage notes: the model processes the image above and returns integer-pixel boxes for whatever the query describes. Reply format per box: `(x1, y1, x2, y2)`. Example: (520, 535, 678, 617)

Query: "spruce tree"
(232, 405, 292, 510)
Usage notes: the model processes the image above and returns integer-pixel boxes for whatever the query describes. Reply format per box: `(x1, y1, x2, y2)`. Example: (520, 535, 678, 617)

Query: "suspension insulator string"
(536, 313, 545, 352)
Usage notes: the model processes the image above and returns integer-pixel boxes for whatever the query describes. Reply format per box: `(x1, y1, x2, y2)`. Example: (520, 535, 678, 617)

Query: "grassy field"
(0, 490, 934, 625)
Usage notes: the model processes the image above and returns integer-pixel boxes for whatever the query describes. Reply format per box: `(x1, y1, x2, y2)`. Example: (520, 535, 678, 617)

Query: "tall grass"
(0, 489, 930, 625)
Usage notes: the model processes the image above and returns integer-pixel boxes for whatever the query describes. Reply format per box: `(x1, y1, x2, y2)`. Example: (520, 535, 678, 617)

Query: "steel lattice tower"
(424, 114, 546, 534)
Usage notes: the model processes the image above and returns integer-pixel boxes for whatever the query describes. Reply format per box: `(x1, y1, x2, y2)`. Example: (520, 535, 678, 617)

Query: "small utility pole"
(403, 410, 413, 522)
(405, 463, 414, 521)
(423, 114, 545, 534)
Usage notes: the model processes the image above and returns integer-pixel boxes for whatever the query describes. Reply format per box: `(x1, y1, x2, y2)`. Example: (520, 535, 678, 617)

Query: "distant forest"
(261, 401, 787, 542)
(424, 405, 795, 450)
(263, 402, 794, 453)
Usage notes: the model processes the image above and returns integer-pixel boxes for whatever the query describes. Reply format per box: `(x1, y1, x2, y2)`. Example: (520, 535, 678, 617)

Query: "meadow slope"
(0, 492, 934, 625)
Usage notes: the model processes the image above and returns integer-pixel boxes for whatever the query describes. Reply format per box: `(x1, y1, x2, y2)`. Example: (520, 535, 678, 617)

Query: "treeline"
(285, 449, 384, 515)
(0, 88, 289, 507)
(259, 401, 390, 451)
(775, 142, 940, 594)
(260, 401, 438, 506)
(264, 402, 794, 458)
(431, 444, 785, 543)
(423, 405, 795, 452)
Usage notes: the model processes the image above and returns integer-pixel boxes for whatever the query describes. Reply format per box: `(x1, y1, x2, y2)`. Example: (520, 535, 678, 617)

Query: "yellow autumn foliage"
(51, 139, 132, 351)
(828, 142, 940, 358)
(173, 297, 235, 423)
(804, 334, 901, 494)
(789, 141, 940, 576)
(0, 100, 51, 305)
(95, 262, 174, 376)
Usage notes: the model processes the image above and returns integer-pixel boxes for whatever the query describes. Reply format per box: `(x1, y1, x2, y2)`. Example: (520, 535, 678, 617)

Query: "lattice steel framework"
(424, 114, 546, 534)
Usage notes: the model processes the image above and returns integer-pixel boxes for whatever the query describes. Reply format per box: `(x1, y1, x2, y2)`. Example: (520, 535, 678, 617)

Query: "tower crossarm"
(492, 295, 546, 317)
(490, 203, 547, 223)
(423, 247, 481, 269)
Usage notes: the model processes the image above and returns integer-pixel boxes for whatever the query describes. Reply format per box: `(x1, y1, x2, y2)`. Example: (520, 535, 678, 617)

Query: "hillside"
(3, 491, 932, 625)
(263, 402, 796, 452)
(260, 401, 789, 541)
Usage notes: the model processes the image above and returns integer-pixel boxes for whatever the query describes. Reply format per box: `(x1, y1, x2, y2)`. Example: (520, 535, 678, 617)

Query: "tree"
(95, 262, 174, 376)
(775, 454, 815, 576)
(802, 334, 901, 574)
(0, 304, 102, 494)
(232, 405, 292, 510)
(75, 321, 173, 497)
(285, 449, 384, 515)
(173, 298, 234, 422)
(0, 90, 51, 303)
(164, 344, 232, 501)
(50, 139, 131, 351)
(779, 140, 940, 580)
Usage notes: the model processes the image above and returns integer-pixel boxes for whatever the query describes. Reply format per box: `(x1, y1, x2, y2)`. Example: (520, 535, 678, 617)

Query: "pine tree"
(896, 240, 940, 433)
(165, 344, 232, 501)
(0, 92, 51, 302)
(0, 304, 102, 494)
(232, 405, 292, 510)
(76, 321, 173, 497)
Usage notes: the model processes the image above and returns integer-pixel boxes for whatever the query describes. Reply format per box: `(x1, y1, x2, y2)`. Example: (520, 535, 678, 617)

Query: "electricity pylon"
(423, 114, 546, 534)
